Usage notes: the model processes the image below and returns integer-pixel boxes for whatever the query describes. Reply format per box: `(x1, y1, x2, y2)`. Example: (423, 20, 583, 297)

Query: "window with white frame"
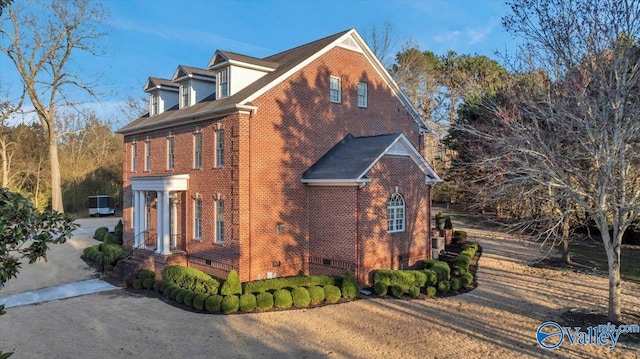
(330, 76, 341, 103)
(131, 142, 137, 172)
(218, 68, 229, 98)
(194, 197, 203, 239)
(387, 193, 405, 233)
(216, 199, 224, 243)
(357, 82, 368, 108)
(181, 83, 189, 108)
(144, 139, 151, 171)
(194, 132, 202, 169)
(151, 93, 159, 115)
(215, 130, 224, 167)
(167, 136, 174, 170)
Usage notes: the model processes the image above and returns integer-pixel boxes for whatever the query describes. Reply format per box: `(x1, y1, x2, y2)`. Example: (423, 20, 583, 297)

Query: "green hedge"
(169, 287, 182, 300)
(341, 270, 358, 299)
(426, 286, 437, 297)
(274, 289, 293, 309)
(450, 277, 461, 291)
(373, 282, 388, 296)
(437, 280, 450, 294)
(138, 269, 155, 280)
(244, 275, 335, 294)
(222, 295, 240, 314)
(324, 285, 341, 303)
(142, 278, 155, 290)
(132, 279, 143, 289)
(256, 292, 274, 311)
(94, 227, 109, 241)
(373, 270, 427, 290)
(153, 280, 164, 292)
(114, 220, 123, 240)
(409, 286, 420, 298)
(308, 285, 325, 305)
(220, 270, 242, 296)
(176, 289, 189, 304)
(163, 284, 178, 297)
(390, 285, 404, 298)
(101, 244, 131, 267)
(291, 287, 310, 308)
(193, 293, 209, 311)
(163, 265, 221, 295)
(205, 295, 223, 313)
(423, 260, 451, 281)
(184, 291, 197, 307)
(422, 269, 438, 286)
(239, 293, 257, 312)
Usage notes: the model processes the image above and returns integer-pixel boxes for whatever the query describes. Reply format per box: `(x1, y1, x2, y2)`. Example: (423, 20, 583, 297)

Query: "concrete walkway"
(0, 278, 121, 309)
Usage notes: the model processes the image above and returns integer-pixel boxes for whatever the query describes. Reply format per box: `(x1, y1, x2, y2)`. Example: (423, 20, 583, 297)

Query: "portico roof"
(130, 174, 189, 192)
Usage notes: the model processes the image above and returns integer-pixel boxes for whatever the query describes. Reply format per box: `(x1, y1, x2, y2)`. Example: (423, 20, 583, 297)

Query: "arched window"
(387, 193, 405, 233)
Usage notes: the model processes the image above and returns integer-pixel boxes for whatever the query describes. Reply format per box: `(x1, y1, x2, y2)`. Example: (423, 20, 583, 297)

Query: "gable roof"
(118, 29, 430, 135)
(208, 50, 279, 71)
(172, 65, 216, 82)
(144, 77, 179, 92)
(302, 133, 441, 186)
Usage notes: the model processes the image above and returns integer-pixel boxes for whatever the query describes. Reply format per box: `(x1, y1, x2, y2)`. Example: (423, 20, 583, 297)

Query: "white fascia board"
(301, 178, 371, 186)
(207, 51, 228, 69)
(118, 104, 257, 135)
(227, 60, 275, 72)
(131, 174, 190, 192)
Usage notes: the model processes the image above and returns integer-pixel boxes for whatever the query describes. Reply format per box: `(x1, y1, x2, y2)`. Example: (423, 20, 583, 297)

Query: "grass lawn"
(569, 239, 640, 283)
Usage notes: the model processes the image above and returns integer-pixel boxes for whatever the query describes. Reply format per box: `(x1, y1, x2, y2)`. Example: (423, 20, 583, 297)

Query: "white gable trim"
(241, 29, 431, 133)
(131, 174, 189, 192)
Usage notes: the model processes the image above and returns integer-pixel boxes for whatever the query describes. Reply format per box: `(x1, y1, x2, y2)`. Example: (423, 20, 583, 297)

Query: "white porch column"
(134, 190, 143, 247)
(170, 194, 178, 248)
(156, 191, 164, 254)
(161, 190, 171, 255)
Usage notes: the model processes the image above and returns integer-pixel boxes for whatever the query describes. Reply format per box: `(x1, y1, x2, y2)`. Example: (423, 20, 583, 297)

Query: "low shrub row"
(83, 243, 131, 270)
(139, 272, 345, 314)
(163, 265, 221, 295)
(93, 227, 109, 241)
(243, 274, 335, 294)
(93, 226, 123, 245)
(451, 242, 479, 276)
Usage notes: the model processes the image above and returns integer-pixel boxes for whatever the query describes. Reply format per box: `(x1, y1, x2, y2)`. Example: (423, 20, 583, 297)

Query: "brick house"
(117, 29, 440, 285)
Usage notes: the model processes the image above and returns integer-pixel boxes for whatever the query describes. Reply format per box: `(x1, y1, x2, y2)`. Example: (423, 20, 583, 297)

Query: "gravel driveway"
(1, 213, 639, 358)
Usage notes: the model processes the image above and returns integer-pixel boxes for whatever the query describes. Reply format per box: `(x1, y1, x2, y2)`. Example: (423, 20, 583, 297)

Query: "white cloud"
(466, 20, 500, 45)
(432, 31, 461, 43)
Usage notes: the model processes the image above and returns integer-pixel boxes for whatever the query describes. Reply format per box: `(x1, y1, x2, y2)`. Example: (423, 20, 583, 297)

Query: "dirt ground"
(1, 212, 639, 358)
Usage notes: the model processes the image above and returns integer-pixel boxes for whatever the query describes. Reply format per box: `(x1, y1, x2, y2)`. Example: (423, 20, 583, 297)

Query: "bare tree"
(0, 95, 23, 187)
(364, 21, 397, 68)
(0, 0, 106, 212)
(455, 0, 640, 322)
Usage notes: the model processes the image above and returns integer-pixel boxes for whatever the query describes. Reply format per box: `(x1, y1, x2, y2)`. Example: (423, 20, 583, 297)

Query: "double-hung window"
(194, 198, 203, 239)
(151, 93, 159, 115)
(144, 140, 151, 171)
(131, 142, 137, 172)
(167, 137, 174, 170)
(194, 132, 202, 169)
(330, 76, 341, 103)
(387, 193, 405, 233)
(219, 68, 229, 98)
(215, 130, 224, 168)
(181, 83, 189, 108)
(215, 200, 224, 243)
(357, 82, 368, 108)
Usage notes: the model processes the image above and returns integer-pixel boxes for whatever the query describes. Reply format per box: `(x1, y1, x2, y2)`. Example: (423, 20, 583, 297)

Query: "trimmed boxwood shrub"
(409, 286, 420, 298)
(421, 269, 438, 286)
(138, 269, 155, 280)
(423, 260, 451, 281)
(164, 284, 178, 297)
(373, 282, 388, 296)
(374, 270, 428, 290)
(94, 227, 109, 241)
(437, 280, 450, 294)
(184, 291, 197, 307)
(244, 275, 335, 294)
(239, 293, 257, 312)
(169, 286, 183, 300)
(450, 277, 461, 291)
(176, 289, 189, 304)
(205, 295, 223, 313)
(462, 272, 474, 287)
(101, 244, 131, 267)
(324, 285, 341, 303)
(163, 265, 220, 295)
(153, 280, 164, 292)
(341, 270, 358, 299)
(390, 285, 404, 298)
(256, 292, 274, 311)
(221, 295, 240, 314)
(193, 293, 209, 311)
(426, 286, 437, 297)
(114, 220, 123, 240)
(102, 232, 119, 245)
(220, 270, 242, 296)
(132, 279, 143, 289)
(291, 287, 310, 308)
(158, 281, 171, 293)
(453, 230, 467, 243)
(274, 289, 293, 309)
(308, 285, 325, 305)
(142, 278, 155, 290)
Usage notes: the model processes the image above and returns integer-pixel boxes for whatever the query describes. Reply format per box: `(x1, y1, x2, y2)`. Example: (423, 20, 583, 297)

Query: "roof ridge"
(263, 29, 352, 61)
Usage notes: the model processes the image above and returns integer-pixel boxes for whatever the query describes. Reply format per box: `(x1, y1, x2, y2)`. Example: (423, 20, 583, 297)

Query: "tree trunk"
(0, 139, 8, 188)
(561, 215, 571, 264)
(48, 129, 64, 213)
(607, 240, 622, 322)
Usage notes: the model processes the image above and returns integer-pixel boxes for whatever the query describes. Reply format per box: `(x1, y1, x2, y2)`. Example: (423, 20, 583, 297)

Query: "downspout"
(355, 186, 359, 284)
(248, 112, 253, 280)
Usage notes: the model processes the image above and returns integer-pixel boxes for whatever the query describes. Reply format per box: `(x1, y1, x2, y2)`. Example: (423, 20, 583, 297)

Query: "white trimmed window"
(330, 76, 341, 103)
(181, 83, 189, 108)
(194, 198, 203, 239)
(218, 68, 229, 98)
(215, 130, 224, 168)
(144, 139, 151, 171)
(194, 132, 202, 169)
(357, 82, 368, 108)
(131, 142, 137, 172)
(387, 193, 405, 233)
(215, 200, 224, 243)
(167, 136, 174, 170)
(151, 93, 159, 115)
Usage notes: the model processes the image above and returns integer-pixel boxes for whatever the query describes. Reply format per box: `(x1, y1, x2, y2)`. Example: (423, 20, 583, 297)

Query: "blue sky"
(2, 0, 518, 126)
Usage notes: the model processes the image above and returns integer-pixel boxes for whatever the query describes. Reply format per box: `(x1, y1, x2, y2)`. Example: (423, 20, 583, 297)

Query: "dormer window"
(218, 68, 229, 98)
(150, 93, 159, 115)
(180, 83, 190, 107)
